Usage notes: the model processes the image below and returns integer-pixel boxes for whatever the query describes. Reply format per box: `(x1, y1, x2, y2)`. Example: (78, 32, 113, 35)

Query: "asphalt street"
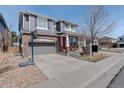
(108, 66, 124, 88)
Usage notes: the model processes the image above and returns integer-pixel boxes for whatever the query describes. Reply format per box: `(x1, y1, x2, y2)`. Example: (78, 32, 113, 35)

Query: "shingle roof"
(21, 29, 59, 36)
(55, 31, 85, 37)
(58, 19, 78, 27)
(118, 35, 124, 38)
(99, 36, 117, 40)
(20, 11, 56, 21)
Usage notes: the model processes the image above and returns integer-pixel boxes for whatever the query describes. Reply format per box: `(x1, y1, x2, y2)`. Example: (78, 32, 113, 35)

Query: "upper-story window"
(53, 22, 56, 31)
(65, 24, 71, 30)
(71, 25, 76, 31)
(119, 37, 124, 41)
(37, 17, 48, 30)
(65, 23, 76, 32)
(25, 15, 29, 22)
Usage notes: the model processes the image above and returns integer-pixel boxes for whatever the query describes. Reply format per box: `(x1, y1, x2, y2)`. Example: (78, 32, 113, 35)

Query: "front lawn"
(80, 52, 109, 62)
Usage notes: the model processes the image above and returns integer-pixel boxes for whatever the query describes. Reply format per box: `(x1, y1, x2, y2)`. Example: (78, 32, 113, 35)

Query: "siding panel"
(30, 15, 37, 31)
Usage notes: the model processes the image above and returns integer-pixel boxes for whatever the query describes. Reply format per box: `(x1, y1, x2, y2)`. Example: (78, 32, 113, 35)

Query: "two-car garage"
(118, 42, 124, 48)
(28, 39, 57, 56)
(119, 44, 124, 48)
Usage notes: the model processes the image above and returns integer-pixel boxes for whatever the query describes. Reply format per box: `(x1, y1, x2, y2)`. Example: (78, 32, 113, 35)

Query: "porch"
(58, 35, 79, 52)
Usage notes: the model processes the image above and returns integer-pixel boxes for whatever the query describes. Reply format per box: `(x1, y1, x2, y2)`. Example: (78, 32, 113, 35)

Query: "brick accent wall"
(22, 33, 58, 57)
(22, 34, 31, 57)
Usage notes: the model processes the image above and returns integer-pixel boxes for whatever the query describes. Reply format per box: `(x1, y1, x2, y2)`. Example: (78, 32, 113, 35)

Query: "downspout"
(29, 14, 30, 31)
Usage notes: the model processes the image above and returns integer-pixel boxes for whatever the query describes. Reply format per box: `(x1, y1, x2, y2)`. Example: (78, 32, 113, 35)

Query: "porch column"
(66, 35, 70, 55)
(60, 37, 63, 51)
(83, 38, 86, 46)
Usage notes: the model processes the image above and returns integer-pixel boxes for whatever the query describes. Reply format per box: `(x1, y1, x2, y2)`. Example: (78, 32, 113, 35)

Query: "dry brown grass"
(80, 52, 109, 62)
(8, 47, 19, 54)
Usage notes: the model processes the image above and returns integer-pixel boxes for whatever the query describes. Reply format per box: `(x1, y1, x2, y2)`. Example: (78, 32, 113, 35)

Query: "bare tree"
(83, 6, 115, 41)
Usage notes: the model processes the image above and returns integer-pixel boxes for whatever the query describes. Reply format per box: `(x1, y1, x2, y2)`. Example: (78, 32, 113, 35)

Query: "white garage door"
(28, 42, 56, 56)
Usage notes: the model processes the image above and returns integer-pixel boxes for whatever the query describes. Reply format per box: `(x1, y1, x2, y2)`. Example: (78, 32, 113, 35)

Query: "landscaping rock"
(0, 53, 48, 88)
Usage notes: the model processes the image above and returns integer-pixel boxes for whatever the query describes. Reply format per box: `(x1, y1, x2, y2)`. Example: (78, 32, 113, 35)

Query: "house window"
(65, 23, 76, 31)
(69, 37, 77, 47)
(25, 15, 29, 22)
(65, 24, 70, 29)
(120, 38, 123, 41)
(37, 18, 48, 30)
(53, 22, 56, 31)
(71, 25, 76, 31)
(28, 42, 55, 47)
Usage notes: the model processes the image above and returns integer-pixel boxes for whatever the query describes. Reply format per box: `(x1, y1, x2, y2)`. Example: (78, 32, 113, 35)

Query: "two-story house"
(117, 35, 124, 48)
(0, 13, 10, 53)
(99, 36, 117, 48)
(19, 11, 85, 57)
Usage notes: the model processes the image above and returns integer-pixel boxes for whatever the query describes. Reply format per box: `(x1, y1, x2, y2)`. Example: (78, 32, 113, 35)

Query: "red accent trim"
(63, 37, 66, 49)
(58, 37, 62, 51)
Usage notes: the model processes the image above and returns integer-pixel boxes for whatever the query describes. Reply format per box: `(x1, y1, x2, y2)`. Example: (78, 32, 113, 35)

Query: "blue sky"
(0, 5, 124, 38)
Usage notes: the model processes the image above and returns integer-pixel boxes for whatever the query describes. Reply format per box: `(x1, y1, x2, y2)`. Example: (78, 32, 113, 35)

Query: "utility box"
(32, 31, 38, 39)
(92, 45, 98, 52)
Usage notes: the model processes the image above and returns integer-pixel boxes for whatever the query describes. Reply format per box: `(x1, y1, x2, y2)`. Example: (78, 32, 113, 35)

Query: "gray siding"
(0, 22, 4, 51)
(22, 14, 54, 32)
(48, 20, 53, 32)
(57, 21, 66, 32)
(56, 21, 78, 32)
(20, 12, 78, 33)
(19, 15, 23, 31)
(30, 15, 37, 31)
(23, 15, 29, 31)
(56, 22, 61, 32)
(61, 22, 65, 31)
(0, 15, 9, 52)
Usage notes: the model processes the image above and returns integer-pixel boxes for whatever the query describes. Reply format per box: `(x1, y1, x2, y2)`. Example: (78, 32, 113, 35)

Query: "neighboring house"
(0, 13, 10, 53)
(117, 35, 124, 48)
(98, 36, 117, 48)
(19, 11, 86, 57)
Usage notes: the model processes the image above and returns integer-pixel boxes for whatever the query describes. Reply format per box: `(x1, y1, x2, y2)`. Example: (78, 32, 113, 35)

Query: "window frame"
(65, 23, 71, 30)
(25, 14, 29, 22)
(37, 17, 48, 30)
(65, 23, 76, 32)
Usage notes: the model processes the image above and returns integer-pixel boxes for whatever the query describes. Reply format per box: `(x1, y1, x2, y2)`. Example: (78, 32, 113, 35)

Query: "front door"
(63, 37, 66, 50)
(69, 36, 78, 51)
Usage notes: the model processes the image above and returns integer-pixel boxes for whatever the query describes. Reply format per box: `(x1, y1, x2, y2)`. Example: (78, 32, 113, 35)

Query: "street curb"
(81, 53, 124, 88)
(107, 65, 124, 88)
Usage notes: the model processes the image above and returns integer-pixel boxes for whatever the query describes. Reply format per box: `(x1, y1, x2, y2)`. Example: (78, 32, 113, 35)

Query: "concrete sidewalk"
(30, 53, 124, 88)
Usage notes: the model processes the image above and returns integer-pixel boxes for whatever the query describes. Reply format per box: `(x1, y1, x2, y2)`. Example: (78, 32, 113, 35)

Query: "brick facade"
(22, 33, 58, 57)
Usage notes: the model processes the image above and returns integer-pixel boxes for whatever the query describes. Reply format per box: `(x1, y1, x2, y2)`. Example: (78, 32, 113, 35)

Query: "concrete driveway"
(34, 54, 91, 79)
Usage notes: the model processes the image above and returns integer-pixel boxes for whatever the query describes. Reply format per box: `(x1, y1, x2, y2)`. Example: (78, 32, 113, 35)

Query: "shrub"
(82, 46, 90, 54)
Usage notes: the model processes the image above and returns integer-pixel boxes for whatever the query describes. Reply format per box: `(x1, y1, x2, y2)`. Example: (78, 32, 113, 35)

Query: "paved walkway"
(108, 66, 124, 88)
(30, 53, 124, 88)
